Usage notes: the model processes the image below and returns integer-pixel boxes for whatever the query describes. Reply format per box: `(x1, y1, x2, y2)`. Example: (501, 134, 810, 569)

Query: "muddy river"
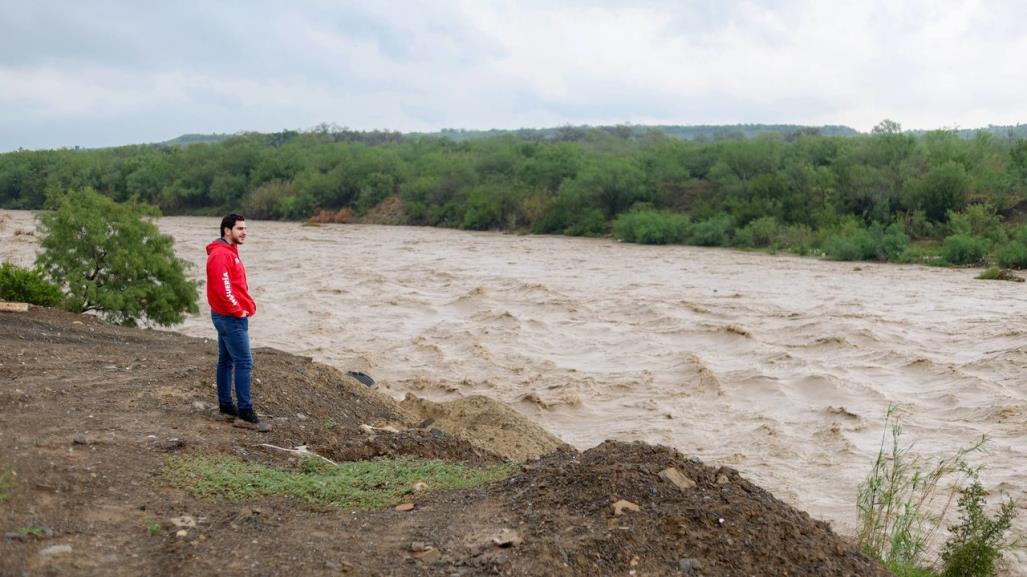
(3, 210, 1024, 570)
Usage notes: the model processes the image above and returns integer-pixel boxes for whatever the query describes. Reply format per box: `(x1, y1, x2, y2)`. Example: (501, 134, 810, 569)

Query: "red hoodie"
(206, 239, 256, 317)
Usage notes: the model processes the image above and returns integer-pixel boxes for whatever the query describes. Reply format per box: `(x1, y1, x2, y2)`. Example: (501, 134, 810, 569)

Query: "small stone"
(39, 544, 73, 556)
(176, 529, 188, 538)
(491, 528, 522, 547)
(394, 503, 415, 512)
(158, 438, 187, 452)
(296, 413, 309, 420)
(612, 499, 640, 516)
(412, 548, 442, 562)
(410, 541, 430, 552)
(412, 481, 428, 493)
(170, 515, 197, 528)
(4, 532, 27, 543)
(191, 400, 209, 411)
(716, 474, 730, 485)
(659, 467, 696, 491)
(678, 558, 703, 574)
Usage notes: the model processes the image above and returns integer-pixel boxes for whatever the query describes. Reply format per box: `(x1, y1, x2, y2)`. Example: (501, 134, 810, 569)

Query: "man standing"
(206, 214, 269, 432)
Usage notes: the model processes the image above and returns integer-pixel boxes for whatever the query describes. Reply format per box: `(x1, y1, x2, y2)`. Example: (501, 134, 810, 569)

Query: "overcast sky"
(2, 0, 1025, 151)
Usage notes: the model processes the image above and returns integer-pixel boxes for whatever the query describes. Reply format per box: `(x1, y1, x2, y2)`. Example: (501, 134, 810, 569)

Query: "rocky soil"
(0, 307, 890, 576)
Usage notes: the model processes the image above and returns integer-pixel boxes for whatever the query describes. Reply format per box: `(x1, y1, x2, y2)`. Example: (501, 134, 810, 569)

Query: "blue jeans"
(211, 312, 252, 411)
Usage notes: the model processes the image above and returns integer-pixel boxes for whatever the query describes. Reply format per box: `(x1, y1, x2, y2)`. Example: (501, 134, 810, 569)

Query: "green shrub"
(996, 226, 1027, 268)
(564, 208, 608, 237)
(688, 215, 733, 246)
(243, 180, 294, 219)
(613, 210, 690, 244)
(825, 222, 908, 261)
(947, 206, 1006, 244)
(733, 216, 781, 248)
(0, 262, 63, 306)
(940, 469, 1017, 577)
(775, 224, 820, 255)
(940, 235, 989, 266)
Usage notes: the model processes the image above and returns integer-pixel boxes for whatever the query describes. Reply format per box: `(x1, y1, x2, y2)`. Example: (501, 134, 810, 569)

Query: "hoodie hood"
(206, 238, 238, 257)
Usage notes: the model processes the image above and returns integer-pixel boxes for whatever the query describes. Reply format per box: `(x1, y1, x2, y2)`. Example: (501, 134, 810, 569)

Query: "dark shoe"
(233, 409, 271, 432)
(217, 404, 238, 422)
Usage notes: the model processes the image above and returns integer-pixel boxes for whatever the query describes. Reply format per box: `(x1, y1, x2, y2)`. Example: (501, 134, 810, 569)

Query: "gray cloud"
(1, 0, 1025, 151)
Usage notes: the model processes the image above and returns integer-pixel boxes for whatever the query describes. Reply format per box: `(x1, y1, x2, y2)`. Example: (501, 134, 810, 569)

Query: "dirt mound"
(401, 394, 571, 461)
(486, 441, 889, 576)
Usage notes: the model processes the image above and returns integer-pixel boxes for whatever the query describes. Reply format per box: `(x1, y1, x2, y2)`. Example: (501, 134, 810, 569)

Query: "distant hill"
(413, 123, 860, 142)
(156, 123, 1027, 148)
(159, 133, 233, 147)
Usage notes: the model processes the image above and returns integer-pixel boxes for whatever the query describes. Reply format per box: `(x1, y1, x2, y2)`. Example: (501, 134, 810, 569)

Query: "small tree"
(37, 188, 198, 326)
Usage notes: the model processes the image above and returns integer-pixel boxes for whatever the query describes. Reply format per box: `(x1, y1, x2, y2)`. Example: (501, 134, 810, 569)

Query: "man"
(206, 214, 269, 432)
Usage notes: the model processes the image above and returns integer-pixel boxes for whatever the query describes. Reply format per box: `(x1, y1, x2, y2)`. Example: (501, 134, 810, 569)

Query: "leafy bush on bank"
(688, 215, 733, 246)
(940, 235, 990, 266)
(824, 221, 909, 261)
(0, 262, 63, 306)
(613, 210, 690, 244)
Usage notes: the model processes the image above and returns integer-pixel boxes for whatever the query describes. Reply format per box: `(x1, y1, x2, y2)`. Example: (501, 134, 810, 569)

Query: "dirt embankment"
(0, 308, 889, 577)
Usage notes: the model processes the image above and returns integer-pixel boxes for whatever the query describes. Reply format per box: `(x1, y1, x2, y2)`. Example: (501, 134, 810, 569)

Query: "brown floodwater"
(3, 210, 1025, 571)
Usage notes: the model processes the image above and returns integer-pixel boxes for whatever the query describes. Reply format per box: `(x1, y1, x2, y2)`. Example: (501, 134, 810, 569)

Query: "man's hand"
(241, 311, 248, 318)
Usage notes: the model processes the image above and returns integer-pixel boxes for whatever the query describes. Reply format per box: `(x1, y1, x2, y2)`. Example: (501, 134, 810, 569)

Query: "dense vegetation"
(4, 121, 1027, 266)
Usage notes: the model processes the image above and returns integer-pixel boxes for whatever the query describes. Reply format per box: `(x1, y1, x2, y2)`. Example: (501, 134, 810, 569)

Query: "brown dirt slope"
(0, 307, 890, 577)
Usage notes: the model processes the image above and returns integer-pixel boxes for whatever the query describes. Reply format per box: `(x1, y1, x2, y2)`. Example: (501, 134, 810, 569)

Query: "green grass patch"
(15, 526, 49, 539)
(164, 455, 516, 509)
(0, 467, 15, 503)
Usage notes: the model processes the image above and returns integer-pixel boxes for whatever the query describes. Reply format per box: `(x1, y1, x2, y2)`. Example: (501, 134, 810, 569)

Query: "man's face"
(225, 221, 247, 245)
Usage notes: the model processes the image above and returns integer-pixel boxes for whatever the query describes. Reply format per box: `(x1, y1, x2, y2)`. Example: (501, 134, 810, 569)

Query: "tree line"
(4, 120, 1027, 266)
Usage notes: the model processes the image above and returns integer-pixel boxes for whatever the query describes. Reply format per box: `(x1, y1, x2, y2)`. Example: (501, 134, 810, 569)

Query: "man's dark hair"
(220, 214, 245, 238)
